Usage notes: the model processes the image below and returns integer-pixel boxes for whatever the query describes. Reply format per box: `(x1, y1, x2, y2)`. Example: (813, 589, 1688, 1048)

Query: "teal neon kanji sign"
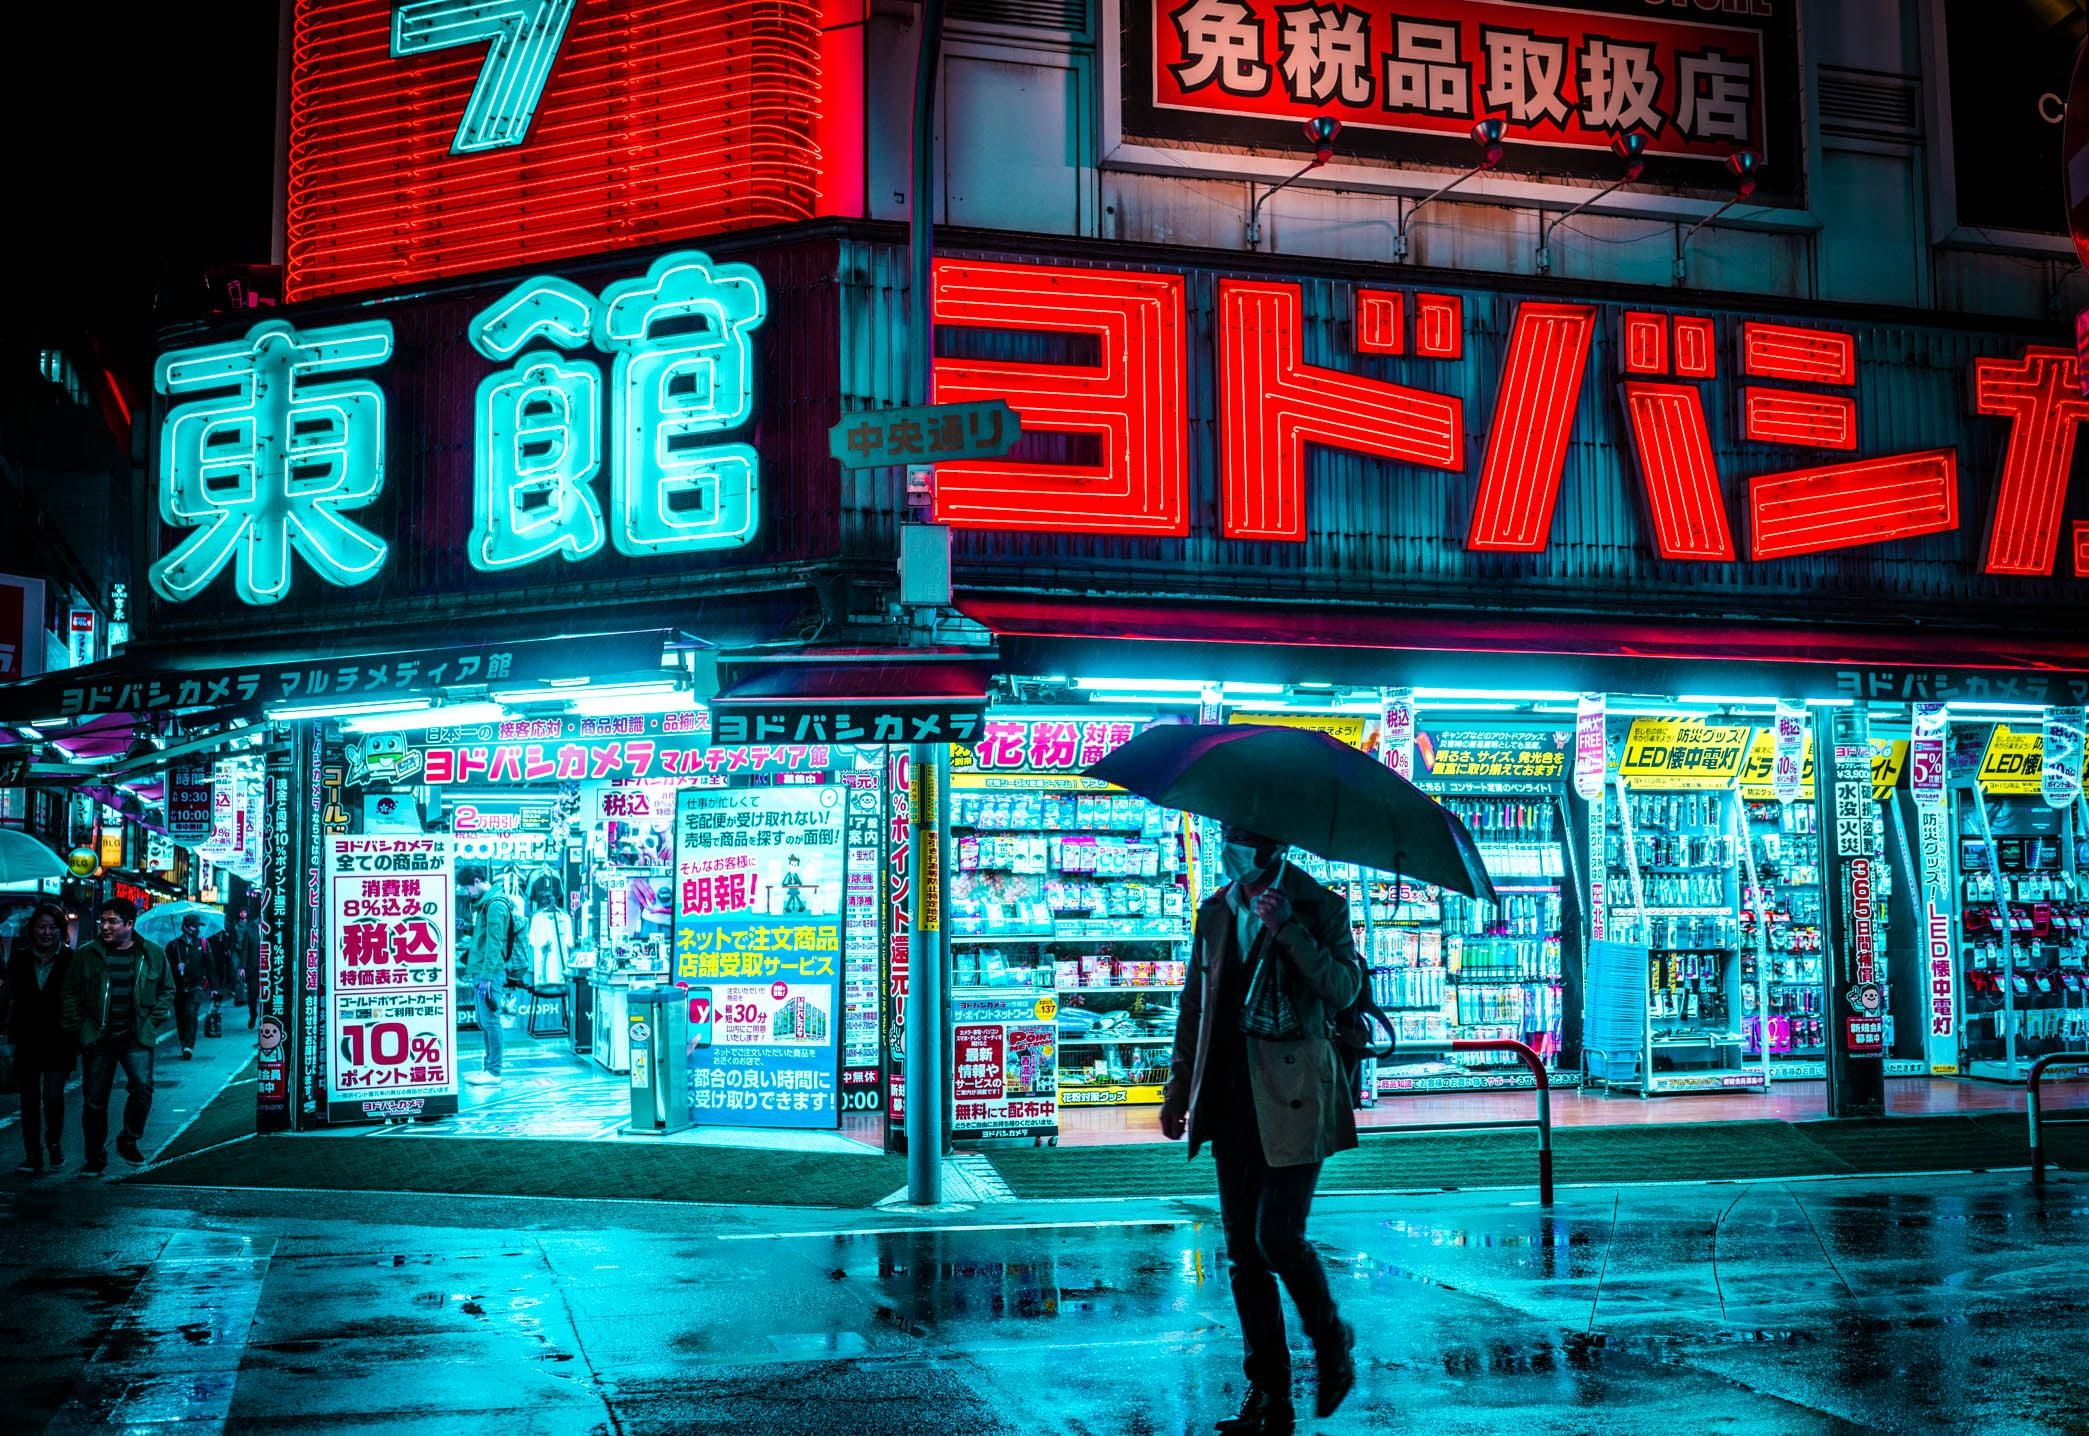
(151, 251, 768, 605)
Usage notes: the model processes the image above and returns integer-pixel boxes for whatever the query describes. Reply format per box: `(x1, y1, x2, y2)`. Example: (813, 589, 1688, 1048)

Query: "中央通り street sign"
(828, 401, 1021, 471)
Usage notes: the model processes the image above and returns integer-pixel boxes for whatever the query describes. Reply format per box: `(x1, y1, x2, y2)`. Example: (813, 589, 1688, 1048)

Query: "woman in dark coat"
(7, 903, 77, 1174)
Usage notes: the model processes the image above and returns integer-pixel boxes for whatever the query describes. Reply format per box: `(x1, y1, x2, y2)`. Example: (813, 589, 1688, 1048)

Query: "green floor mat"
(132, 1132, 907, 1208)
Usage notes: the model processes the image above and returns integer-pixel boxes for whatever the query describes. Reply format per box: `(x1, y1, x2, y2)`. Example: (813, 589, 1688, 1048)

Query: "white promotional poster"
(1379, 687, 1414, 781)
(2041, 706, 2085, 809)
(1573, 694, 1606, 800)
(323, 835, 458, 1123)
(1771, 701, 1806, 805)
(675, 785, 845, 1129)
(1910, 702, 1947, 811)
(196, 769, 238, 861)
(234, 770, 265, 880)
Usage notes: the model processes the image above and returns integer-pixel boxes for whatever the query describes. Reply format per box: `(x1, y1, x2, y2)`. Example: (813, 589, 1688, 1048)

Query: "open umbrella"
(137, 900, 225, 946)
(0, 828, 71, 885)
(1084, 723, 1498, 903)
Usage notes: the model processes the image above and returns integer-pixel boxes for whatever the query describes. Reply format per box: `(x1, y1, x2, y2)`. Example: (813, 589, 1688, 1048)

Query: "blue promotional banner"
(674, 785, 845, 1129)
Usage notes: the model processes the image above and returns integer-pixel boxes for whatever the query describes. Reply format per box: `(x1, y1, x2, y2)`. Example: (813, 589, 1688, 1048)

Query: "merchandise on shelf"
(949, 762, 1193, 1107)
(1304, 790, 1573, 1087)
(1606, 783, 1756, 1084)
(1954, 784, 2089, 1076)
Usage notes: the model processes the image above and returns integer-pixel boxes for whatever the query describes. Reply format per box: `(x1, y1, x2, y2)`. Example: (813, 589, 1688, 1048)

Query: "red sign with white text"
(1148, 0, 1764, 158)
(1122, 0, 1801, 199)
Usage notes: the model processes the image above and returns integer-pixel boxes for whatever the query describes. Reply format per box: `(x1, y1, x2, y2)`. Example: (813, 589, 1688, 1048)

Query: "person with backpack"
(457, 866, 522, 1087)
(165, 914, 210, 1058)
(1159, 826, 1363, 1436)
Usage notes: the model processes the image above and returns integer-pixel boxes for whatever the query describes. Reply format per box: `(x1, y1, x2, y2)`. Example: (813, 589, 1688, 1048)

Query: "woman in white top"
(526, 876, 573, 988)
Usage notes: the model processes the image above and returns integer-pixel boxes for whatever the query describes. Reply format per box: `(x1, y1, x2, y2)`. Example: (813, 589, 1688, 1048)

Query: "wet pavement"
(2, 1164, 2086, 1434)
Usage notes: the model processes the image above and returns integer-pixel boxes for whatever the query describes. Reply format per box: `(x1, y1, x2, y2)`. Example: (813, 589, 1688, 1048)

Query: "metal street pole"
(1818, 704, 1886, 1117)
(903, 0, 949, 1207)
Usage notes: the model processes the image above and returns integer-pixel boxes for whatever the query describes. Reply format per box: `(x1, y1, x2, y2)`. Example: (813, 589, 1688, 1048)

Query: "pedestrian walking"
(215, 909, 260, 1029)
(60, 898, 175, 1175)
(165, 914, 210, 1059)
(1160, 826, 1363, 1435)
(206, 913, 236, 1010)
(458, 867, 523, 1087)
(6, 903, 78, 1174)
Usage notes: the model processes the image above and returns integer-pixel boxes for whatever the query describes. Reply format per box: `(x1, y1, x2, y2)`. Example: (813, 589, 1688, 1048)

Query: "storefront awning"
(708, 649, 995, 745)
(0, 628, 678, 727)
(960, 597, 2089, 706)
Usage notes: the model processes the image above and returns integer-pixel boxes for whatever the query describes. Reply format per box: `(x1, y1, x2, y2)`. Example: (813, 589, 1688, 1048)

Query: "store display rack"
(1603, 779, 1768, 1094)
(1303, 793, 1578, 1095)
(950, 785, 1192, 1107)
(1954, 784, 2089, 1081)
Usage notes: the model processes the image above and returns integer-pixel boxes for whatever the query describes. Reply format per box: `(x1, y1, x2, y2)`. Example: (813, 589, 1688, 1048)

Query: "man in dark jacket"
(165, 914, 210, 1058)
(7, 903, 76, 1173)
(215, 910, 261, 1029)
(1161, 828, 1363, 1435)
(60, 898, 175, 1174)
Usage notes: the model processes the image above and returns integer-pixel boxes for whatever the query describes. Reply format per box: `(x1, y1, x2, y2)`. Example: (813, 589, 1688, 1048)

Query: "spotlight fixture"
(1392, 119, 1511, 262)
(1673, 149, 1765, 283)
(1537, 129, 1653, 273)
(1245, 115, 1342, 251)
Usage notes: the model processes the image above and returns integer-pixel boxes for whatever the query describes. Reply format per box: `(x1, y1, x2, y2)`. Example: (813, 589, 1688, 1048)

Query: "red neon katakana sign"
(928, 258, 2080, 579)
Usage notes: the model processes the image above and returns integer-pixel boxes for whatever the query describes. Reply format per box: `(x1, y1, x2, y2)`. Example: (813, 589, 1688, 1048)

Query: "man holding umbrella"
(1092, 720, 1496, 1435)
(1161, 825, 1362, 1434)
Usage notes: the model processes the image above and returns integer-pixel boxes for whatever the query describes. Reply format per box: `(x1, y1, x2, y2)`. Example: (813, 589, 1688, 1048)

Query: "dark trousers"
(17, 1062, 70, 1161)
(175, 991, 200, 1051)
(1212, 1121, 1342, 1390)
(81, 1041, 155, 1162)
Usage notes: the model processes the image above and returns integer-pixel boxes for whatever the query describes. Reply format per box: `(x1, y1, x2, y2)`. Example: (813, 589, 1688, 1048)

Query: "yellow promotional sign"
(1618, 718, 1753, 790)
(98, 829, 124, 870)
(1059, 1084, 1169, 1107)
(1230, 711, 1368, 747)
(1738, 734, 1909, 803)
(1978, 725, 2044, 796)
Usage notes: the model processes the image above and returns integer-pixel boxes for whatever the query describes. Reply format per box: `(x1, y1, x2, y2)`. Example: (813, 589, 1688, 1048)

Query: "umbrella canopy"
(136, 900, 225, 945)
(1084, 723, 1498, 903)
(0, 828, 71, 885)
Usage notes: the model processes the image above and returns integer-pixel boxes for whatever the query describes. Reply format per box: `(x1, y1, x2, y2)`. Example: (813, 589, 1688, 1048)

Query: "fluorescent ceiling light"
(1947, 702, 2048, 716)
(1675, 694, 1778, 707)
(1415, 687, 1577, 702)
(1219, 681, 1285, 695)
(1071, 677, 1211, 693)
(1806, 698, 1854, 707)
(1081, 692, 1204, 706)
(269, 697, 433, 724)
(492, 679, 680, 705)
(568, 692, 701, 718)
(1415, 700, 1522, 711)
(344, 701, 507, 735)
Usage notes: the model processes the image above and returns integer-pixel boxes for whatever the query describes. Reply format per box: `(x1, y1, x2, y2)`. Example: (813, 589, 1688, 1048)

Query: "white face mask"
(1221, 842, 1263, 882)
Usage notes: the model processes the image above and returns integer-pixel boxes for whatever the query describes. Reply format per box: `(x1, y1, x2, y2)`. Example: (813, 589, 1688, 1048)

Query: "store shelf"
(950, 930, 1191, 944)
(1058, 1034, 1176, 1046)
(1652, 1033, 1745, 1047)
(1059, 985, 1185, 994)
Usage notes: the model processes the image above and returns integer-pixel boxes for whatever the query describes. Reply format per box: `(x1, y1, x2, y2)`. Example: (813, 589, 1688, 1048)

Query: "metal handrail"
(2029, 1051, 2089, 1187)
(1380, 1037, 1553, 1204)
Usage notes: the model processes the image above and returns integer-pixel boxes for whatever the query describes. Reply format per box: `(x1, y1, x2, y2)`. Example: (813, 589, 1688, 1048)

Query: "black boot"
(1315, 1320, 1357, 1419)
(1215, 1384, 1295, 1435)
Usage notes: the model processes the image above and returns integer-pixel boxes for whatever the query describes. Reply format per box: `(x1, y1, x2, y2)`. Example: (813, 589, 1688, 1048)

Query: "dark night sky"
(8, 5, 280, 381)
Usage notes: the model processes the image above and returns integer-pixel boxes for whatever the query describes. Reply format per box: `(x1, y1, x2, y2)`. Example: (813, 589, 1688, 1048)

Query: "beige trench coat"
(1164, 862, 1364, 1169)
